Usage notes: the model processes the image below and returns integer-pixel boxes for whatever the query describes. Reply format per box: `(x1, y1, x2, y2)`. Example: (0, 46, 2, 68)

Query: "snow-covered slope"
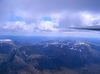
(0, 39, 13, 44)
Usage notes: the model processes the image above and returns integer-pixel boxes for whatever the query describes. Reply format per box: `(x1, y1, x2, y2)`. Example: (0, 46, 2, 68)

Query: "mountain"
(20, 40, 100, 70)
(0, 39, 16, 54)
(0, 38, 100, 74)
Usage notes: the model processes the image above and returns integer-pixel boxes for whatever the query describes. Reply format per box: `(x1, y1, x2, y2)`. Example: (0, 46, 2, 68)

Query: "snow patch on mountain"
(39, 40, 90, 52)
(0, 39, 13, 44)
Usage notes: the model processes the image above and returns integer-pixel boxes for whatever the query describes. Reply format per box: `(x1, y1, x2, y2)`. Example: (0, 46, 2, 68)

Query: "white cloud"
(38, 20, 59, 31)
(1, 11, 100, 33)
(2, 21, 35, 32)
(80, 12, 100, 26)
(1, 19, 59, 32)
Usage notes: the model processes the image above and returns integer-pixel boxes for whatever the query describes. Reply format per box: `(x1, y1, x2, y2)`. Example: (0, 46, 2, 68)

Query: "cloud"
(1, 21, 35, 32)
(38, 20, 59, 31)
(1, 11, 100, 33)
(80, 12, 100, 26)
(0, 0, 100, 34)
(1, 0, 100, 20)
(58, 11, 100, 28)
(1, 19, 59, 32)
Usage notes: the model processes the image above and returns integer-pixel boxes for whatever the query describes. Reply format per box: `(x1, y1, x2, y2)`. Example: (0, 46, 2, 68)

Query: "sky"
(0, 0, 100, 37)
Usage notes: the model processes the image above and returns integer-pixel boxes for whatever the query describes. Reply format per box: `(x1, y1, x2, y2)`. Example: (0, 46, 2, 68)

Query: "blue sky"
(0, 0, 100, 37)
(9, 16, 24, 22)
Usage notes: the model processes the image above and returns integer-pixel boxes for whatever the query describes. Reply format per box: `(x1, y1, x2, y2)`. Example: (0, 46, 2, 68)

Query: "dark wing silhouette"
(70, 26, 100, 31)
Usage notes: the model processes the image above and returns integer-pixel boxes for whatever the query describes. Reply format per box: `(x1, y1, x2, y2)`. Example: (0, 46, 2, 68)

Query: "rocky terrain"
(0, 39, 100, 74)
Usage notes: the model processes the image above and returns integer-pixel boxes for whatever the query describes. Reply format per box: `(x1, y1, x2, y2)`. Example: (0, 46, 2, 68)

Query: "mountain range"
(0, 38, 100, 74)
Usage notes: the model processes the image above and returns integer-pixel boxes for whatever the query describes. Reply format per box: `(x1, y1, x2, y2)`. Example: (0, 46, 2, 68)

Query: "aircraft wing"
(70, 26, 100, 31)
